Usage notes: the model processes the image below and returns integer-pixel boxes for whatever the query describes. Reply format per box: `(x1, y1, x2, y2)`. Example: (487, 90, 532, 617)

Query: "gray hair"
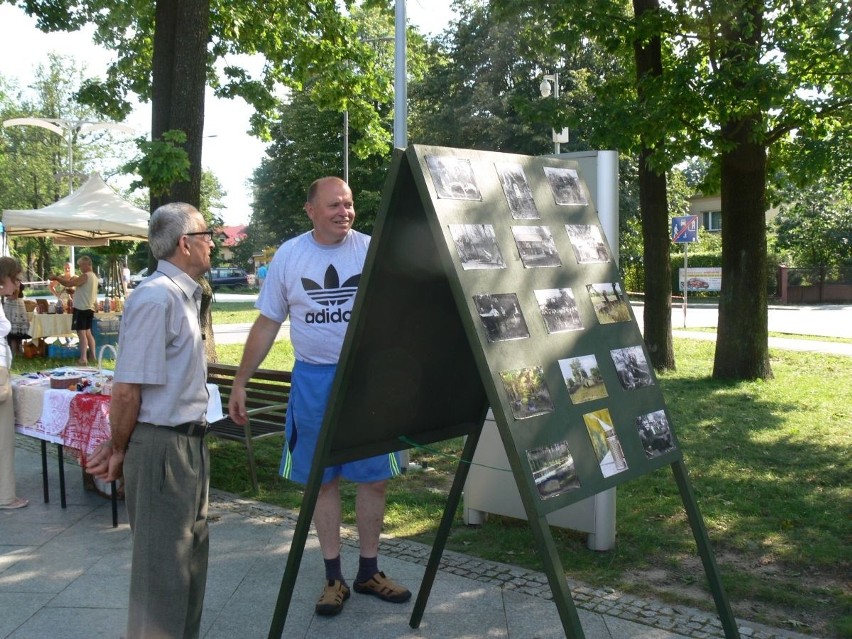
(148, 202, 200, 259)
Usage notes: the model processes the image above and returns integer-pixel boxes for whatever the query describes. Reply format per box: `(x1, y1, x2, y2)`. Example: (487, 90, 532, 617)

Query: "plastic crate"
(47, 343, 80, 359)
(93, 315, 120, 358)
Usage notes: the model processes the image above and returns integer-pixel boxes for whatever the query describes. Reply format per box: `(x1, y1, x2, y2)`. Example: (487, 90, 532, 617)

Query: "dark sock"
(324, 555, 345, 583)
(356, 555, 379, 583)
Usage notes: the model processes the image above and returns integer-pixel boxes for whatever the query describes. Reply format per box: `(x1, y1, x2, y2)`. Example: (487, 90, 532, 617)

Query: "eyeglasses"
(184, 230, 215, 242)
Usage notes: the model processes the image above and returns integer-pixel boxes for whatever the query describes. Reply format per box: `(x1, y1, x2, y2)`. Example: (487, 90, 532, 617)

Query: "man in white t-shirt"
(228, 177, 409, 617)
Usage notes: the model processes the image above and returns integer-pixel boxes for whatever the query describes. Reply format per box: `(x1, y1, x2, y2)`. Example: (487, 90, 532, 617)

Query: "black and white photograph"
(558, 354, 608, 404)
(586, 282, 631, 324)
(495, 162, 539, 219)
(610, 345, 655, 390)
(449, 224, 507, 270)
(499, 366, 555, 420)
(512, 226, 561, 268)
(526, 440, 581, 500)
(582, 408, 629, 478)
(544, 166, 587, 205)
(565, 224, 610, 263)
(473, 293, 530, 342)
(534, 288, 583, 334)
(426, 155, 483, 200)
(635, 409, 677, 459)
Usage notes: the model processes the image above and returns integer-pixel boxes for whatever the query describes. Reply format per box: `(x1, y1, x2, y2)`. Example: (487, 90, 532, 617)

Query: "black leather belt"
(165, 421, 208, 437)
(172, 421, 207, 437)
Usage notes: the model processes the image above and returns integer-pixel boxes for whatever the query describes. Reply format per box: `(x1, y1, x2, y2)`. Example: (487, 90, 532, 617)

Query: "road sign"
(671, 215, 699, 243)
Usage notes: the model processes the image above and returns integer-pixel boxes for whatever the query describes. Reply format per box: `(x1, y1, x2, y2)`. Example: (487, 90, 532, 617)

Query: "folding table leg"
(40, 441, 49, 503)
(56, 444, 67, 508)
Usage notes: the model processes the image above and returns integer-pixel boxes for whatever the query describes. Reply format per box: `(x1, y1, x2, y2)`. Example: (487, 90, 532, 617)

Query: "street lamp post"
(539, 73, 568, 154)
(2, 117, 134, 263)
(394, 0, 407, 149)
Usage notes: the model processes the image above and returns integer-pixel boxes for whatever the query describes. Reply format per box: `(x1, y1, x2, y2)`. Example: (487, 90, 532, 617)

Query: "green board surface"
(325, 145, 683, 514)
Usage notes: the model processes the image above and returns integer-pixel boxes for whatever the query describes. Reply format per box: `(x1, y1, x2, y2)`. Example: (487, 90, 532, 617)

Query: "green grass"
(210, 301, 260, 325)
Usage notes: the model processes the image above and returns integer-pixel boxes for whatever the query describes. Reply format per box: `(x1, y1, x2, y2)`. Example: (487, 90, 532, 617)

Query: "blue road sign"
(671, 215, 699, 243)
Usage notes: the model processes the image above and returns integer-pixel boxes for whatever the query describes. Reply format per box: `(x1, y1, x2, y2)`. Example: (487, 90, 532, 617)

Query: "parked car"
(210, 267, 249, 290)
(128, 267, 148, 288)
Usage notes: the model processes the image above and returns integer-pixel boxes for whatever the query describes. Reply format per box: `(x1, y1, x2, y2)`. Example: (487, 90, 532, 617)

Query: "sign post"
(671, 215, 699, 328)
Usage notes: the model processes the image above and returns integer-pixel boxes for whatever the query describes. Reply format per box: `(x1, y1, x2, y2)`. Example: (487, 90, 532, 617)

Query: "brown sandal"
(353, 571, 411, 603)
(315, 579, 350, 616)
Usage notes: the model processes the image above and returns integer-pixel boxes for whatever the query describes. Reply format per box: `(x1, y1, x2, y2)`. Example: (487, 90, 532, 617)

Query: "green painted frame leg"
(671, 460, 741, 639)
(409, 426, 482, 628)
(526, 512, 586, 638)
(267, 460, 325, 639)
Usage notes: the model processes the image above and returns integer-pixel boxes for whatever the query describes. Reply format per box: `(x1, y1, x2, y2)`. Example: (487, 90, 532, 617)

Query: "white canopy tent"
(2, 173, 149, 244)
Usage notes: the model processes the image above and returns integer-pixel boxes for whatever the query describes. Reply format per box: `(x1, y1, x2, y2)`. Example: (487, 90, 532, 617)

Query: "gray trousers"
(124, 422, 210, 639)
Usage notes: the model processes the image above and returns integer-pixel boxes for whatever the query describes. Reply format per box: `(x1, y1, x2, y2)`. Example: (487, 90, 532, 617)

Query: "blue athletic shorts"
(279, 360, 402, 485)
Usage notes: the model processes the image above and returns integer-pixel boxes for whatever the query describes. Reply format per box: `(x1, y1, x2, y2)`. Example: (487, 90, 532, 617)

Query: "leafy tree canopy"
(7, 0, 426, 157)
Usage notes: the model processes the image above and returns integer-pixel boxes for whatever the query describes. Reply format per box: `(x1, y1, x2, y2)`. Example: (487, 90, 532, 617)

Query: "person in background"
(256, 262, 268, 290)
(3, 282, 29, 355)
(85, 202, 214, 638)
(121, 262, 131, 297)
(228, 177, 410, 617)
(0, 256, 28, 510)
(48, 261, 74, 311)
(49, 255, 99, 364)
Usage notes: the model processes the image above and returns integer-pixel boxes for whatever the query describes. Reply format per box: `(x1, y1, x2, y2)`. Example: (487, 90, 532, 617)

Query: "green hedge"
(621, 250, 782, 296)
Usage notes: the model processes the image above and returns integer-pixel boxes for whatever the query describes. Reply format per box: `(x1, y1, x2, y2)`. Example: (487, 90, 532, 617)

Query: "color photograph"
(499, 366, 555, 419)
(586, 282, 631, 324)
(558, 354, 608, 404)
(583, 408, 629, 478)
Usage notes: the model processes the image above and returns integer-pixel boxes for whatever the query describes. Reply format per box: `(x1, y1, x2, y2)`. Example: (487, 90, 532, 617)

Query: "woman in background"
(3, 282, 29, 355)
(0, 256, 28, 509)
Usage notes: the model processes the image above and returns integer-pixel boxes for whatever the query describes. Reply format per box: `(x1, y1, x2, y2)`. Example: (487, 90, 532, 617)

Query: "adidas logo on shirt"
(301, 265, 361, 324)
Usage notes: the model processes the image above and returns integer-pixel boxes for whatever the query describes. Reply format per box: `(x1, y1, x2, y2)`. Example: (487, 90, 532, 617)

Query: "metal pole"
(67, 126, 75, 266)
(343, 110, 349, 183)
(394, 0, 407, 149)
(553, 72, 560, 155)
(683, 243, 688, 328)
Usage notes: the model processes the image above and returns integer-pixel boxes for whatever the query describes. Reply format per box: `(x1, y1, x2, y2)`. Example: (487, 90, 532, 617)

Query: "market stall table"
(28, 311, 123, 341)
(13, 371, 222, 527)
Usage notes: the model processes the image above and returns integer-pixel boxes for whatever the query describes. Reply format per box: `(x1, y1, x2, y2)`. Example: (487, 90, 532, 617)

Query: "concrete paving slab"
(1, 443, 826, 639)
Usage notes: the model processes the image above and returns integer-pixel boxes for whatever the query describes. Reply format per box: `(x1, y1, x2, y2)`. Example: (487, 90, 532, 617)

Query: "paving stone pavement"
(210, 493, 819, 639)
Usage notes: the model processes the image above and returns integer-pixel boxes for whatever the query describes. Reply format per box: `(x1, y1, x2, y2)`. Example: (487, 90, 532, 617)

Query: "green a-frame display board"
(267, 146, 740, 639)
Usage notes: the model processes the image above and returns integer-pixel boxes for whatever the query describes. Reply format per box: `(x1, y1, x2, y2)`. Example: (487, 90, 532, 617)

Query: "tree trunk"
(633, 0, 675, 371)
(149, 0, 217, 362)
(713, 115, 772, 379)
(712, 2, 772, 380)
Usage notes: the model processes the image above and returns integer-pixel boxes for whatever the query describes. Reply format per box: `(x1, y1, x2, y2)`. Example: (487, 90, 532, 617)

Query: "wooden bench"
(206, 363, 291, 492)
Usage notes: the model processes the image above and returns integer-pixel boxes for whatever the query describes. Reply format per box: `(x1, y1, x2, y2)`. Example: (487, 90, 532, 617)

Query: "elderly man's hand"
(86, 440, 125, 483)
